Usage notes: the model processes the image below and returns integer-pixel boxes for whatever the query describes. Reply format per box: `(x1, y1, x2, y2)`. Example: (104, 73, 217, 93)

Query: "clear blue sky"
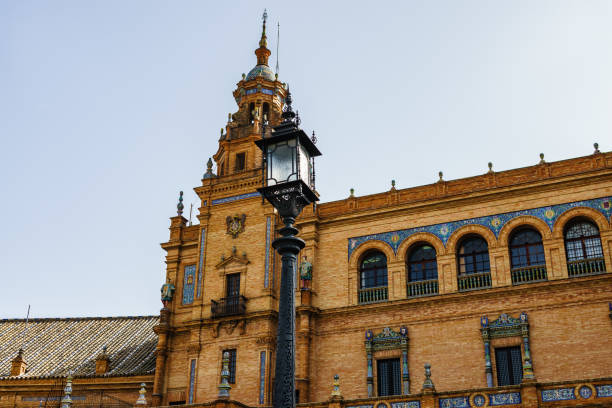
(1, 1, 611, 318)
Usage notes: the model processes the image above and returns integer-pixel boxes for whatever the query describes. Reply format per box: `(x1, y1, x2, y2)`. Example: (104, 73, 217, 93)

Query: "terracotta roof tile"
(0, 316, 159, 379)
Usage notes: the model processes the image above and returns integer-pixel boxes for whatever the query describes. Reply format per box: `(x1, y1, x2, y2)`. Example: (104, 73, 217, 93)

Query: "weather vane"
(262, 9, 268, 24)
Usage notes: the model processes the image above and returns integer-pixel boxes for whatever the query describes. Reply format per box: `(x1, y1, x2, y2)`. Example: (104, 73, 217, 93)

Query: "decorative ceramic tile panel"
(212, 192, 261, 205)
(246, 89, 257, 95)
(188, 359, 196, 404)
(348, 196, 612, 259)
(23, 397, 86, 401)
(265, 217, 271, 288)
(182, 265, 196, 305)
(346, 405, 373, 408)
(541, 388, 575, 402)
(391, 401, 420, 408)
(439, 397, 469, 408)
(472, 395, 486, 407)
(262, 88, 274, 95)
(259, 351, 266, 404)
(596, 385, 612, 397)
(197, 228, 205, 298)
(489, 392, 521, 406)
(578, 386, 592, 399)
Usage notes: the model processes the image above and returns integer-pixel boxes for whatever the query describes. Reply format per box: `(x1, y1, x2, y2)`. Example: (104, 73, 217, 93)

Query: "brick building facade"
(2, 14, 612, 408)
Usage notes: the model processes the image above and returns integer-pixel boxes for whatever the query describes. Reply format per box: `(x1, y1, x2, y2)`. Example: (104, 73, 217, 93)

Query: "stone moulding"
(347, 196, 612, 260)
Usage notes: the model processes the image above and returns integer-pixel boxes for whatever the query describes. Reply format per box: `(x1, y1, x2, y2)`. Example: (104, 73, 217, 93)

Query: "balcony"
(511, 265, 547, 285)
(567, 258, 606, 277)
(407, 279, 439, 298)
(211, 296, 247, 318)
(458, 272, 491, 292)
(358, 286, 388, 304)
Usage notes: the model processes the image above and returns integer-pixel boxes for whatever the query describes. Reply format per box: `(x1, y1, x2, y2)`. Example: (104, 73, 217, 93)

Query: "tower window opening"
(262, 102, 270, 122)
(235, 153, 246, 172)
(249, 102, 256, 123)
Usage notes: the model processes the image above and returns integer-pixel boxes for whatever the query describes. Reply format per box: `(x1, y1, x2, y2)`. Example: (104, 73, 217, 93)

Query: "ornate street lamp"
(256, 90, 321, 408)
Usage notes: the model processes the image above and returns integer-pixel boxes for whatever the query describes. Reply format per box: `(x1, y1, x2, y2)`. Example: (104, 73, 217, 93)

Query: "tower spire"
(255, 10, 271, 66)
(260, 9, 268, 47)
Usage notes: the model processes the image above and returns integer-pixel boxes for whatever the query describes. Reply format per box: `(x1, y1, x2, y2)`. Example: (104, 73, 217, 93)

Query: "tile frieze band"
(348, 196, 612, 259)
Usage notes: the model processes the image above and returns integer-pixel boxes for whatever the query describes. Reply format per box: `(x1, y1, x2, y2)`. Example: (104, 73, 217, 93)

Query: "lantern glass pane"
(268, 139, 296, 184)
(298, 144, 311, 185)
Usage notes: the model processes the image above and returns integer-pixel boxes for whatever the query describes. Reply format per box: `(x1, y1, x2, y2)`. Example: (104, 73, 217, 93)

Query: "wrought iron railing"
(511, 265, 547, 285)
(567, 258, 606, 277)
(211, 295, 247, 318)
(358, 286, 388, 304)
(458, 272, 491, 292)
(407, 279, 439, 298)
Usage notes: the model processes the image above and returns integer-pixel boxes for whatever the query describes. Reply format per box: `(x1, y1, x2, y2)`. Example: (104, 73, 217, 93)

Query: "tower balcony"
(211, 296, 247, 318)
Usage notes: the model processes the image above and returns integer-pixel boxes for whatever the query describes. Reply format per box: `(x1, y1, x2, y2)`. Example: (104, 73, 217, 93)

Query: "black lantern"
(256, 91, 321, 217)
(255, 90, 321, 408)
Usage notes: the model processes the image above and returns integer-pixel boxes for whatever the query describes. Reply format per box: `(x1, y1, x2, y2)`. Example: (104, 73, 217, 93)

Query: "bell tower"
(213, 10, 287, 177)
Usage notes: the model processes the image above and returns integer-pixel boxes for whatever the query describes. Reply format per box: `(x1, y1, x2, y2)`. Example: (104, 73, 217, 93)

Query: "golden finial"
(260, 9, 268, 48)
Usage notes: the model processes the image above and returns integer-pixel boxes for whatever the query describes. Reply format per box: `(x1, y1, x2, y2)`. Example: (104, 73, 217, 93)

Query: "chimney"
(10, 349, 27, 376)
(95, 346, 110, 374)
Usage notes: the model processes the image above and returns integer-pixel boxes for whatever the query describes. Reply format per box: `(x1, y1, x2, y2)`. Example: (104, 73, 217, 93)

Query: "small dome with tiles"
(246, 64, 275, 81)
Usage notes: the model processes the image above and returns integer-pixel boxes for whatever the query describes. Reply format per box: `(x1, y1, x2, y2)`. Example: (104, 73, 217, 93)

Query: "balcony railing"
(567, 258, 606, 277)
(458, 272, 491, 292)
(211, 295, 247, 318)
(511, 265, 547, 285)
(358, 286, 388, 304)
(407, 279, 439, 298)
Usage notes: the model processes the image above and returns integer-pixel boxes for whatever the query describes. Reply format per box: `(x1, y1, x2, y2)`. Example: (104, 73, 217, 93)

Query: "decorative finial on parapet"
(539, 153, 545, 164)
(391, 180, 396, 189)
(203, 158, 216, 179)
(594, 142, 600, 154)
(218, 351, 231, 399)
(422, 363, 435, 392)
(60, 373, 73, 408)
(177, 191, 184, 216)
(349, 188, 354, 197)
(135, 383, 147, 406)
(438, 171, 444, 182)
(331, 374, 342, 398)
(488, 162, 493, 173)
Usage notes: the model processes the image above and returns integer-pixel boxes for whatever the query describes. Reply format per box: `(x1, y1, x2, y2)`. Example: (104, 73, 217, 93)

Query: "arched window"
(564, 219, 606, 276)
(248, 102, 255, 123)
(358, 251, 388, 304)
(262, 102, 270, 121)
(457, 235, 491, 291)
(509, 228, 547, 284)
(406, 244, 438, 297)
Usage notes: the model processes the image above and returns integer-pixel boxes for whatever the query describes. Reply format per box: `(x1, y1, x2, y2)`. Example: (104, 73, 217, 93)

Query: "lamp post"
(256, 90, 321, 408)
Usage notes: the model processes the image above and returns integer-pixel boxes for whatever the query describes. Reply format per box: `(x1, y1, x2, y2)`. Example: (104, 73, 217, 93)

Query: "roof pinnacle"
(260, 9, 268, 48)
(254, 10, 271, 66)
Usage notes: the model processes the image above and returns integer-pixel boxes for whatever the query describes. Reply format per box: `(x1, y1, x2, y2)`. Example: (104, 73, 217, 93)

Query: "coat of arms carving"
(226, 214, 246, 238)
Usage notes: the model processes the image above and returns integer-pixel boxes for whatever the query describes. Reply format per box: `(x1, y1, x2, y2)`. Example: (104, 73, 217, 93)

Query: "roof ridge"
(0, 315, 159, 323)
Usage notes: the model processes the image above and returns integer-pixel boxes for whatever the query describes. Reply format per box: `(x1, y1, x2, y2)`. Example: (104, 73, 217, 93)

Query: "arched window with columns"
(359, 251, 388, 304)
(406, 244, 438, 297)
(457, 235, 492, 291)
(564, 218, 606, 276)
(509, 228, 547, 284)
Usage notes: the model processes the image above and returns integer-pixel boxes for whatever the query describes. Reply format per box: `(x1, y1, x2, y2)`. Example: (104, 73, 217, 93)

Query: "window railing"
(211, 295, 247, 318)
(407, 279, 439, 298)
(458, 272, 491, 292)
(511, 265, 547, 285)
(567, 258, 606, 277)
(358, 286, 388, 304)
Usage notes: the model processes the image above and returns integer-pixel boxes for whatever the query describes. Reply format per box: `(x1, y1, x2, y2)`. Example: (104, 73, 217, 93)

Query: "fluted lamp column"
(256, 90, 321, 408)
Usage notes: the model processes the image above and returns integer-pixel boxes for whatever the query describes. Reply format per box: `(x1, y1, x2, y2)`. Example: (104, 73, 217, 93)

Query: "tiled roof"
(0, 316, 159, 379)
